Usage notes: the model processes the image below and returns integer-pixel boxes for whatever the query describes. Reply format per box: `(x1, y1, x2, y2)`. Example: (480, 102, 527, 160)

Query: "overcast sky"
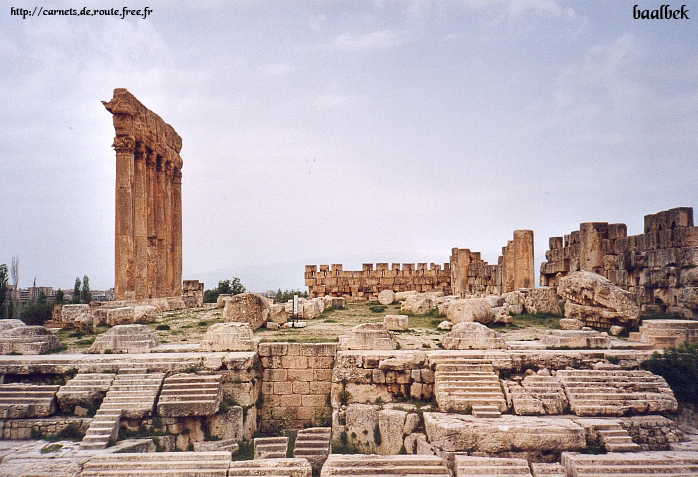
(1, 1, 696, 293)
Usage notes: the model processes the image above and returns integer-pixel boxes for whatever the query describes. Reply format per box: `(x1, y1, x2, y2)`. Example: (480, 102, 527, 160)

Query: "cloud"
(330, 29, 408, 51)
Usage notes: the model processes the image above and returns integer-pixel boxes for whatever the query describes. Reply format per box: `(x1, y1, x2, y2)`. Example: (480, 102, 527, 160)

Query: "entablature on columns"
(103, 88, 183, 171)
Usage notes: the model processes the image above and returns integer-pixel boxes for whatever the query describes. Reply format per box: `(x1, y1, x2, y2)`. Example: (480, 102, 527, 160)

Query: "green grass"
(511, 312, 562, 329)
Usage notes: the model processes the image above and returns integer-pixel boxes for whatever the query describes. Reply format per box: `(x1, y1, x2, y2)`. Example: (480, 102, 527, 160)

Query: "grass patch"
(155, 324, 171, 331)
(641, 343, 698, 403)
(511, 312, 561, 329)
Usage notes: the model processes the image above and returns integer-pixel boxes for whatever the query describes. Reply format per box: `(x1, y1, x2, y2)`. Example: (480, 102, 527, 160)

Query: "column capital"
(173, 167, 182, 182)
(165, 160, 174, 177)
(112, 135, 135, 154)
(146, 149, 157, 165)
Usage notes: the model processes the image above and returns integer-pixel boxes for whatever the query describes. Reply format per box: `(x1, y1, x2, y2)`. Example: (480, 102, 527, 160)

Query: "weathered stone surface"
(384, 315, 408, 331)
(223, 293, 270, 330)
(541, 329, 611, 348)
(424, 413, 586, 453)
(60, 304, 91, 328)
(105, 307, 136, 326)
(339, 323, 397, 350)
(217, 294, 232, 308)
(0, 458, 80, 477)
(378, 290, 396, 305)
(269, 303, 288, 325)
(133, 305, 157, 323)
(401, 294, 434, 315)
(560, 318, 585, 330)
(559, 271, 641, 328)
(87, 323, 160, 353)
(344, 403, 380, 453)
(526, 287, 561, 315)
(437, 320, 452, 330)
(199, 322, 257, 352)
(395, 291, 418, 301)
(0, 326, 61, 355)
(446, 298, 494, 325)
(441, 322, 507, 350)
(378, 409, 407, 455)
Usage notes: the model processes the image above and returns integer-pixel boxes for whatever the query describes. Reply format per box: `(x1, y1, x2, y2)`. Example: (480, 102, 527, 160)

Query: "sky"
(1, 1, 697, 293)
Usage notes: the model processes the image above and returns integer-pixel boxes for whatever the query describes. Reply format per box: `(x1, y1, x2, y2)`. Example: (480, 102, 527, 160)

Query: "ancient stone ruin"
(103, 88, 184, 302)
(540, 207, 698, 319)
(306, 230, 534, 300)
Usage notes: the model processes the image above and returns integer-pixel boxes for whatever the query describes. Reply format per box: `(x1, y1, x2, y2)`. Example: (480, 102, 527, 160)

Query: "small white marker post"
(292, 294, 299, 327)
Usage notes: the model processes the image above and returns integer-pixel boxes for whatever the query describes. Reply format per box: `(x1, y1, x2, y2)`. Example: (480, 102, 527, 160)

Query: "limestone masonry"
(540, 207, 698, 318)
(306, 230, 534, 300)
(103, 88, 183, 301)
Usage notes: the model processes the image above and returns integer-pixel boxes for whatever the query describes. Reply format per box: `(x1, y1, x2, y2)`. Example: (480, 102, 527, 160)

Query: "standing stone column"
(133, 143, 148, 300)
(172, 167, 183, 296)
(512, 230, 534, 290)
(113, 135, 136, 300)
(450, 248, 472, 297)
(156, 156, 167, 297)
(164, 160, 174, 297)
(146, 150, 157, 299)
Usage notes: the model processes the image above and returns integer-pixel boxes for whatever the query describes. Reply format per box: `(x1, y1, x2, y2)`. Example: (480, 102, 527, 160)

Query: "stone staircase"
(157, 373, 222, 417)
(254, 436, 289, 459)
(293, 427, 331, 473)
(595, 422, 641, 452)
(80, 369, 164, 450)
(522, 375, 568, 414)
(433, 358, 507, 413)
(629, 319, 698, 349)
(320, 454, 450, 477)
(81, 451, 231, 477)
(556, 370, 677, 416)
(229, 457, 312, 477)
(0, 383, 59, 418)
(56, 372, 115, 413)
(455, 456, 532, 476)
(561, 450, 698, 477)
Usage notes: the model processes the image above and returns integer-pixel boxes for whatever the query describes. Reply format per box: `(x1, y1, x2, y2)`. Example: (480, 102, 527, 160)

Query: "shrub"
(640, 342, 698, 403)
(20, 303, 53, 326)
(155, 324, 170, 331)
(369, 305, 386, 313)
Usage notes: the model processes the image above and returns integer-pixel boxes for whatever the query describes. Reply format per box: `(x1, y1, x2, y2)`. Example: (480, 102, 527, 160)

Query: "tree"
(0, 264, 8, 319)
(81, 275, 92, 304)
(55, 289, 64, 304)
(203, 277, 246, 303)
(37, 290, 47, 305)
(73, 277, 81, 304)
(10, 256, 19, 318)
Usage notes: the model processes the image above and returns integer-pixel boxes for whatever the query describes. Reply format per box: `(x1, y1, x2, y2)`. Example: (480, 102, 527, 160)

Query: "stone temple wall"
(540, 207, 698, 318)
(103, 88, 183, 301)
(259, 342, 337, 432)
(306, 230, 534, 301)
(305, 263, 453, 301)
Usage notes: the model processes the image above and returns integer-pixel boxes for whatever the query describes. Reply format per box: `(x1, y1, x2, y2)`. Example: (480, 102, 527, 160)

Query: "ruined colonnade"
(103, 88, 183, 301)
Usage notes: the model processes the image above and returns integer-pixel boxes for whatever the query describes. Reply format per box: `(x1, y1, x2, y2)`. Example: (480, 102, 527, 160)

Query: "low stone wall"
(0, 417, 90, 439)
(259, 342, 337, 431)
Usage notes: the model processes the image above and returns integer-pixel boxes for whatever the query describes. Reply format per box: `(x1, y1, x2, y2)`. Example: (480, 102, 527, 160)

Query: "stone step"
(229, 457, 312, 477)
(455, 455, 532, 476)
(82, 451, 231, 477)
(561, 451, 698, 477)
(529, 463, 566, 477)
(255, 436, 289, 460)
(157, 373, 222, 417)
(321, 454, 449, 477)
(472, 405, 502, 418)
